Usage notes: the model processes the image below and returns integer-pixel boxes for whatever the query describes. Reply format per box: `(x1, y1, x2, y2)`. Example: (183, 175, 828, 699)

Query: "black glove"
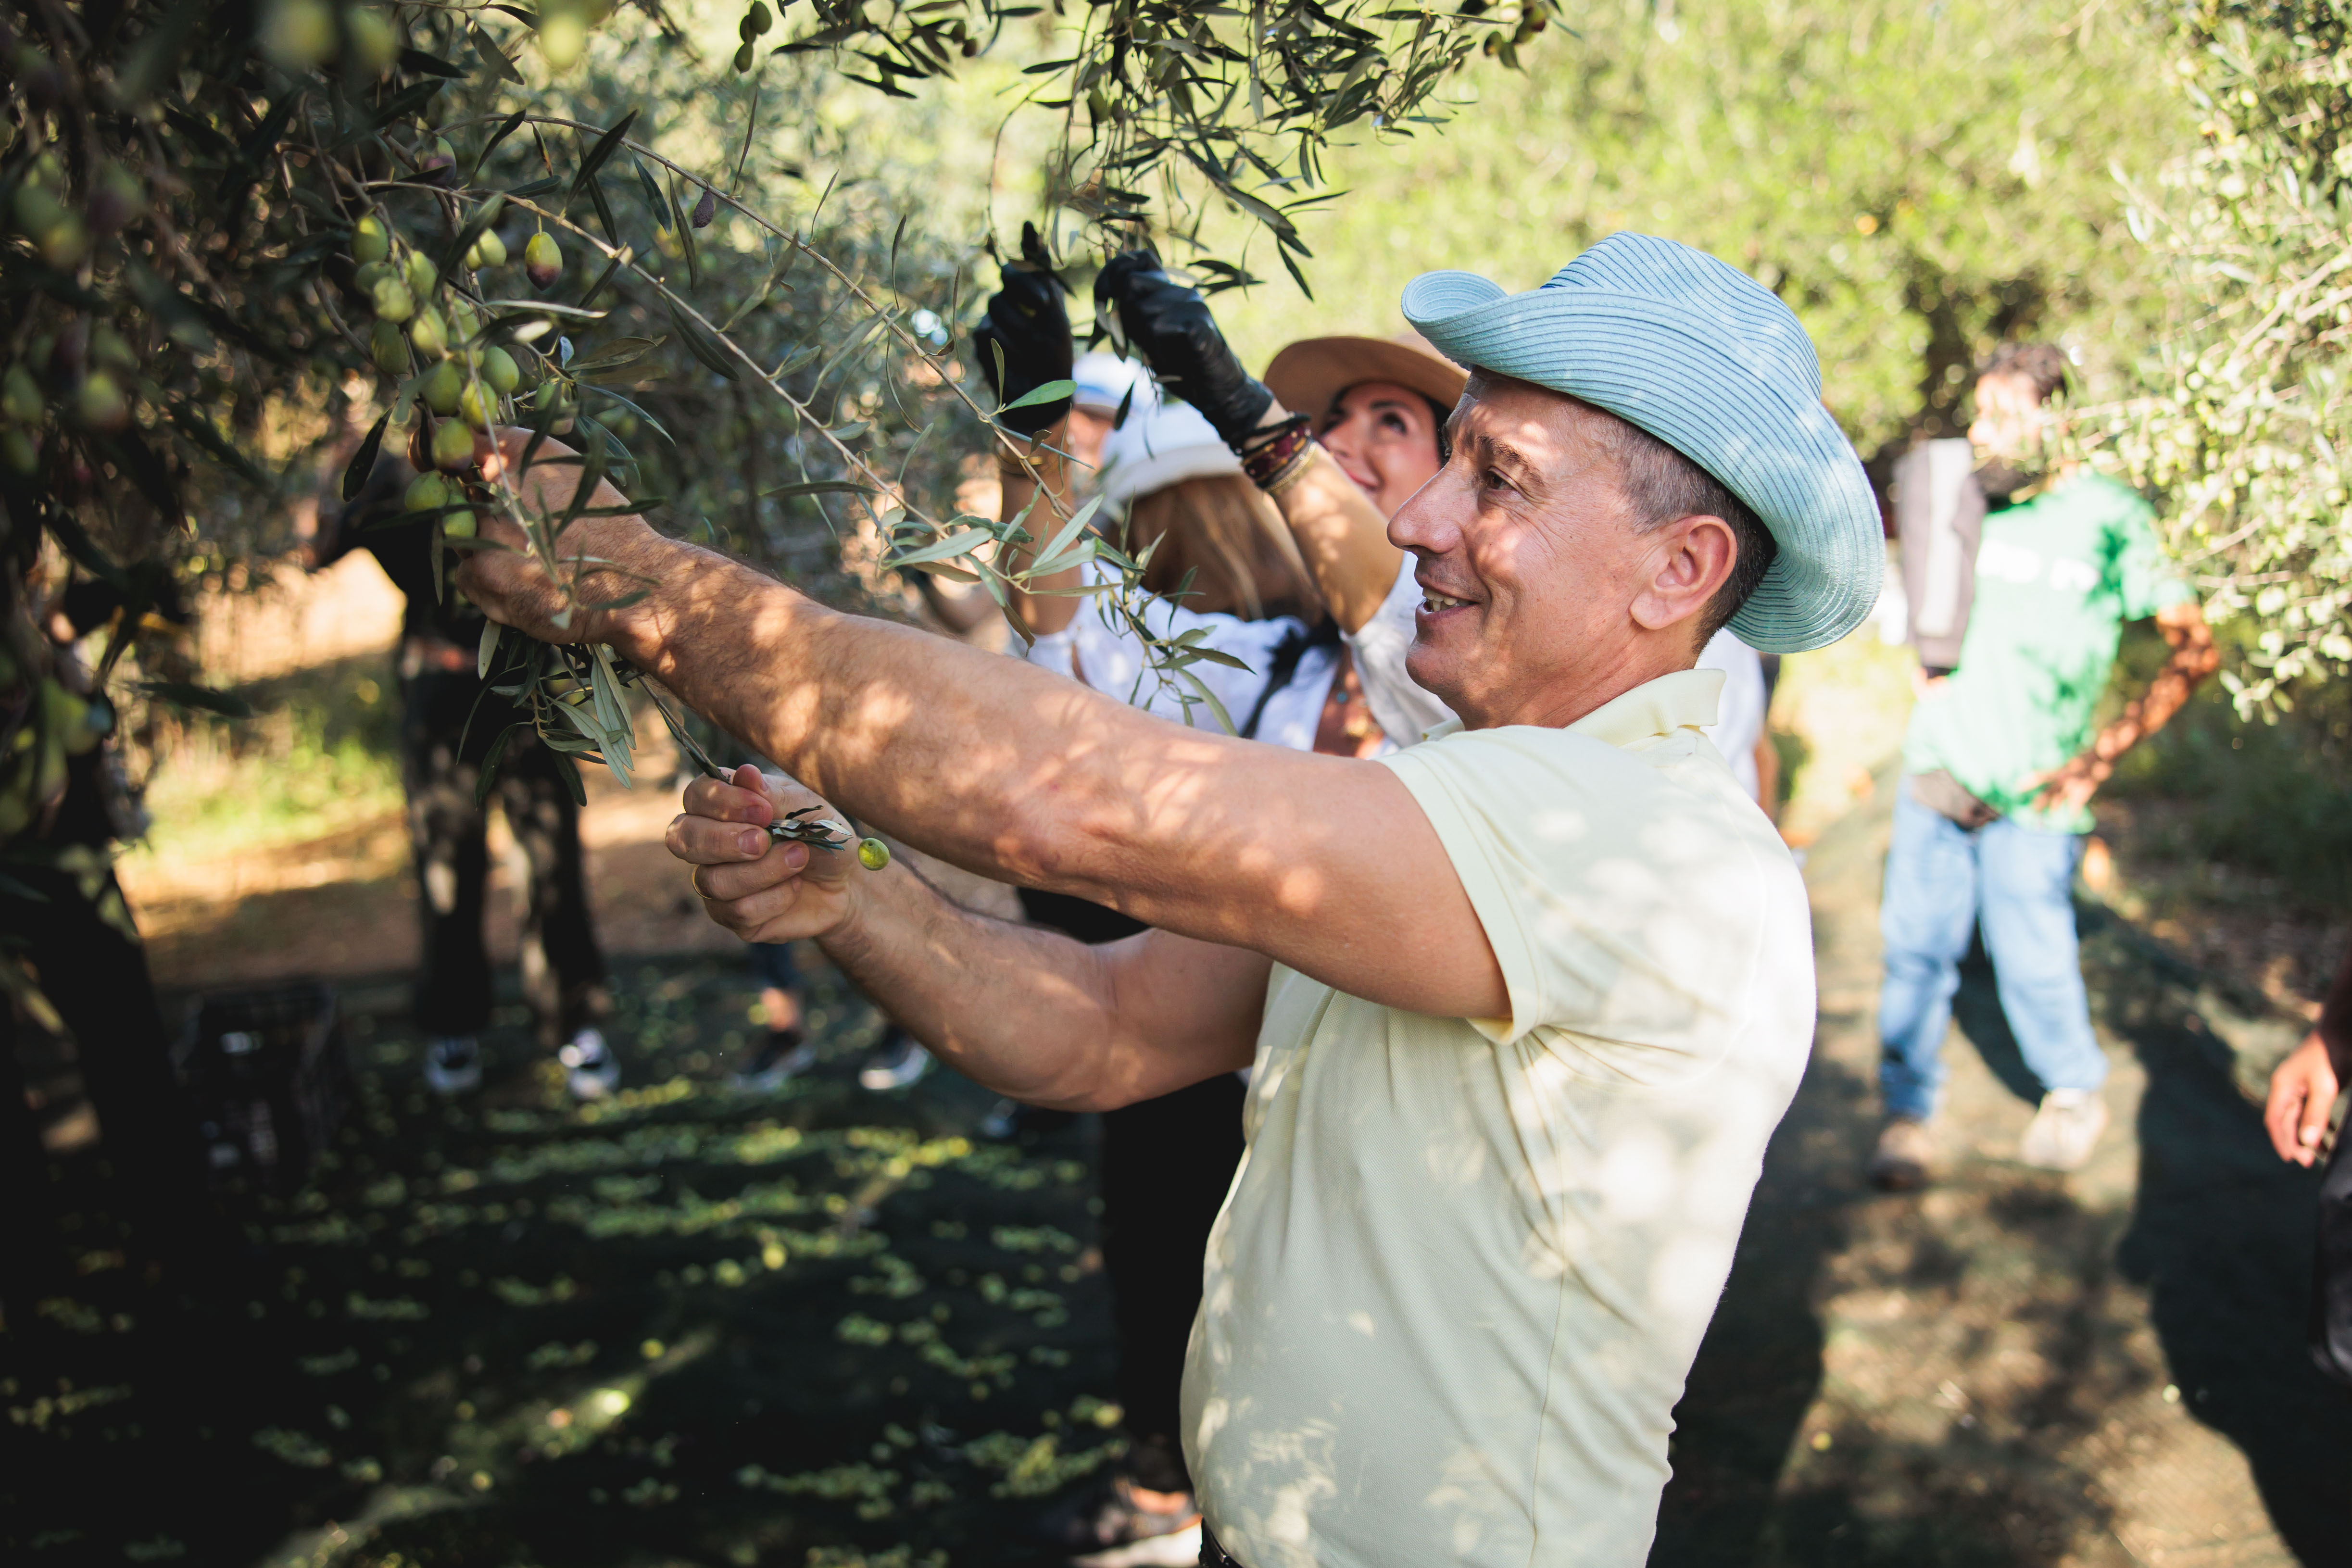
(971, 223, 1073, 435)
(1094, 248, 1272, 448)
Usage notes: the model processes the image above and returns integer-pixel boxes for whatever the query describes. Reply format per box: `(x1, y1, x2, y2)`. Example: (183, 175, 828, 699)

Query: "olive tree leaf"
(342, 411, 390, 503)
(999, 377, 1077, 415)
(663, 298, 742, 381)
(571, 110, 641, 199)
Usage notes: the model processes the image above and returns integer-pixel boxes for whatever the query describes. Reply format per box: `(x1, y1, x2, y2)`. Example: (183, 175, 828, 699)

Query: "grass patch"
(131, 653, 404, 864)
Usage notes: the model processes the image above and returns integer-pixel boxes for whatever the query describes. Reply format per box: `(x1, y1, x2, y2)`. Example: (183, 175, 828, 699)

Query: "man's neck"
(1461, 638, 1701, 732)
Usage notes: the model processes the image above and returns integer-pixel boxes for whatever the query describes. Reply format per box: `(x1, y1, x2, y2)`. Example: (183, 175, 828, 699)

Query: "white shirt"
(1345, 558, 1456, 743)
(1695, 627, 1768, 798)
(1024, 563, 1346, 753)
(1184, 670, 1815, 1568)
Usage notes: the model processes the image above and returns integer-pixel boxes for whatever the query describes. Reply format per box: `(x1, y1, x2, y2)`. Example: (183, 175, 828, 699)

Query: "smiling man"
(456, 233, 1882, 1568)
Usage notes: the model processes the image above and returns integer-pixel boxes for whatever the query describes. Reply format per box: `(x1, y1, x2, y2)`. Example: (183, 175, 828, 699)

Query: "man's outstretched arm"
(2031, 601, 2219, 815)
(456, 433, 1506, 1021)
(680, 768, 1265, 1110)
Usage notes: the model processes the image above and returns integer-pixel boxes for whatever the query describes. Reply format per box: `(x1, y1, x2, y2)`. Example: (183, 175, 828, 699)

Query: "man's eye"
(1481, 468, 1514, 493)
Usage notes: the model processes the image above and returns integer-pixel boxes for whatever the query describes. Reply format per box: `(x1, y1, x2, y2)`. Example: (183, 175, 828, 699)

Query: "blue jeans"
(1876, 784, 2109, 1121)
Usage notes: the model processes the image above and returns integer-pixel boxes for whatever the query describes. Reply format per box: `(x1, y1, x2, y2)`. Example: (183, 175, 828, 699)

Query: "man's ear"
(1629, 514, 1736, 636)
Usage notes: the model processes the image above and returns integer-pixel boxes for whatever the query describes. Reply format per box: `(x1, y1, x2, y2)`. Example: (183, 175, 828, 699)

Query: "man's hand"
(453, 428, 668, 647)
(2267, 1030, 2345, 1167)
(973, 223, 1074, 436)
(2025, 753, 2108, 817)
(666, 766, 865, 945)
(1095, 248, 1272, 447)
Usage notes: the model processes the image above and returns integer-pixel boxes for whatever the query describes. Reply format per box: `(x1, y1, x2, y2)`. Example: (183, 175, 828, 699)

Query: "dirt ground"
(8, 757, 2352, 1566)
(1657, 767, 2352, 1568)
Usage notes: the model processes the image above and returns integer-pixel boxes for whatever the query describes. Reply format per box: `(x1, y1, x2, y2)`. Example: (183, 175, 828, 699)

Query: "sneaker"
(1867, 1116, 1934, 1191)
(1035, 1476, 1202, 1564)
(734, 1030, 819, 1090)
(424, 1035, 482, 1096)
(559, 1028, 621, 1101)
(2019, 1088, 2108, 1171)
(857, 1029, 930, 1091)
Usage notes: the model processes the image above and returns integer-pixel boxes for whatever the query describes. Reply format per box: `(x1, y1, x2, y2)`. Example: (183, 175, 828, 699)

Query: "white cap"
(1072, 351, 1151, 417)
(1098, 397, 1240, 506)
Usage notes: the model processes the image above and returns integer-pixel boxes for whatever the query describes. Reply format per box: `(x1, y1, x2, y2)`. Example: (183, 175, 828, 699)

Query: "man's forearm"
(2072, 610, 2219, 781)
(816, 852, 1263, 1109)
(608, 541, 1311, 941)
(818, 857, 1123, 1108)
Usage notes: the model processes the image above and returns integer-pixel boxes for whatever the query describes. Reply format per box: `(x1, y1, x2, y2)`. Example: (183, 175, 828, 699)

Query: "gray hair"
(1585, 404, 1777, 644)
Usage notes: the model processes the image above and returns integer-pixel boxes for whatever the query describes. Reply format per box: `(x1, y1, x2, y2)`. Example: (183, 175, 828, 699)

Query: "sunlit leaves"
(2078, 1, 2352, 709)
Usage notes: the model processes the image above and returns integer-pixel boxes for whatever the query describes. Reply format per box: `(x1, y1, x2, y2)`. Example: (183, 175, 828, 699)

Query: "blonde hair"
(1124, 473, 1323, 624)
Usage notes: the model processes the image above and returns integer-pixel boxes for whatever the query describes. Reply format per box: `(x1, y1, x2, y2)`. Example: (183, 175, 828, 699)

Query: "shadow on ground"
(4, 955, 1124, 1568)
(13, 777, 2352, 1568)
(1652, 770, 2352, 1568)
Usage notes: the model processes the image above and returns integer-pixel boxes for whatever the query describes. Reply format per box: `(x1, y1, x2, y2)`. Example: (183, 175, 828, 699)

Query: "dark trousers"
(0, 860, 211, 1300)
(1018, 888, 1245, 1495)
(2314, 1127, 2352, 1387)
(402, 671, 605, 1048)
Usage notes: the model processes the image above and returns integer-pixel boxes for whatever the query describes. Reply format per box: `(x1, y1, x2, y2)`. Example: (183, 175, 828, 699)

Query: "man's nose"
(1387, 464, 1466, 554)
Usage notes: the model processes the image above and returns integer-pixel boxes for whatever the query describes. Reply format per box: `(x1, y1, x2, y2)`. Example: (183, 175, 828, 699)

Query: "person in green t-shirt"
(1870, 343, 2219, 1190)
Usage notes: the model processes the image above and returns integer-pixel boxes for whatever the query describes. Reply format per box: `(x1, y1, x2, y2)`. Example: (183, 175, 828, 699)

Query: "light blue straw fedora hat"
(1401, 232, 1883, 654)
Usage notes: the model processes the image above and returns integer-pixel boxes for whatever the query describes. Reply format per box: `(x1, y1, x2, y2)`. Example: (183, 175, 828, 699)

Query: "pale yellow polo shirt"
(1182, 668, 1815, 1568)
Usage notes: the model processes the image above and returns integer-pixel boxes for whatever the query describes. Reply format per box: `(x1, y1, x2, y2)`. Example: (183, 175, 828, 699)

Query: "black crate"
(172, 980, 345, 1193)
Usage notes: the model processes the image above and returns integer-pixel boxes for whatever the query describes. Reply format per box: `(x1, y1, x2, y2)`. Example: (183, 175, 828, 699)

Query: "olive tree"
(2080, 0, 2352, 711)
(0, 0, 1558, 1012)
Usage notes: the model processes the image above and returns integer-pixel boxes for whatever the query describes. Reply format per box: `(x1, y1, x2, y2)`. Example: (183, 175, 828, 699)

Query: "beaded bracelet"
(1238, 413, 1316, 495)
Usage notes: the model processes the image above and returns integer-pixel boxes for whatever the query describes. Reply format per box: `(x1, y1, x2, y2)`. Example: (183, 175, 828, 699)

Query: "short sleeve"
(1346, 556, 1457, 744)
(1378, 724, 1781, 1078)
(2110, 489, 2194, 620)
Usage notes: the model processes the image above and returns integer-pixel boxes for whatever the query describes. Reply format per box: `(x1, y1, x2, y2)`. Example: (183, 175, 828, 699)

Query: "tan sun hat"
(1260, 331, 1469, 421)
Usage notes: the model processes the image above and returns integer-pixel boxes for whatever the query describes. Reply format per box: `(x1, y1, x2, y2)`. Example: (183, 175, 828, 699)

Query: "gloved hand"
(971, 223, 1073, 435)
(1094, 247, 1272, 448)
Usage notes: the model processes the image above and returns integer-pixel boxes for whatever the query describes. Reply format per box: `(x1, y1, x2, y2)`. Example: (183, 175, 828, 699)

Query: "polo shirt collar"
(1423, 667, 1724, 749)
(1566, 668, 1723, 749)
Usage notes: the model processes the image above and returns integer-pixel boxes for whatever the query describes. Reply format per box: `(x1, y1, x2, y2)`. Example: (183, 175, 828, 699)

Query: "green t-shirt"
(1902, 472, 2191, 834)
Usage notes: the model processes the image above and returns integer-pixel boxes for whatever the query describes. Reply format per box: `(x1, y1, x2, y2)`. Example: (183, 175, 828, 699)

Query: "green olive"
(421, 358, 463, 415)
(459, 381, 496, 431)
(524, 231, 563, 291)
(431, 417, 478, 472)
(856, 837, 891, 871)
(352, 214, 391, 265)
(409, 307, 448, 362)
(481, 346, 520, 395)
(404, 470, 450, 514)
(372, 318, 411, 376)
(371, 276, 415, 323)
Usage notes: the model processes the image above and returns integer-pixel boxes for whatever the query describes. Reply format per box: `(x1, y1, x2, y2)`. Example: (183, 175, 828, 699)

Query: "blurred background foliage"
(1209, 0, 2193, 465)
(7, 0, 2352, 904)
(2082, 0, 2352, 711)
(0, 0, 1557, 870)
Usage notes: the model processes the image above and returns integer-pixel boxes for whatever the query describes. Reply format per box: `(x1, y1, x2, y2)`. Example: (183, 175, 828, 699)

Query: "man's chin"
(1403, 639, 1461, 713)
